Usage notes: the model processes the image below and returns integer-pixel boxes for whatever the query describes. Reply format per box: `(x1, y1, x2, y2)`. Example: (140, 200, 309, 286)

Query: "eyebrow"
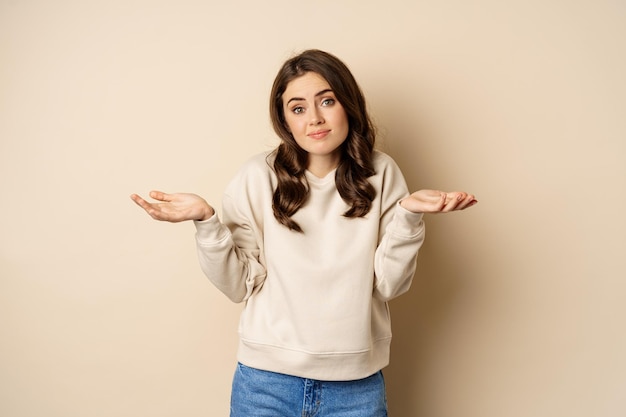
(286, 89, 334, 105)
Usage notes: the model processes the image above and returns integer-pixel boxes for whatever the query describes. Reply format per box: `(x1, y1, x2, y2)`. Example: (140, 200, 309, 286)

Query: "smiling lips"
(307, 129, 331, 140)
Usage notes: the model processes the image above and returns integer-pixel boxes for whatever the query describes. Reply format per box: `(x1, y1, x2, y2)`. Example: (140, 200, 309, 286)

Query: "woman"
(131, 49, 476, 416)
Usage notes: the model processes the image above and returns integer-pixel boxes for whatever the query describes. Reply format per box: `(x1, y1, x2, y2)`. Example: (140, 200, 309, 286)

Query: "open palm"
(130, 191, 214, 222)
(400, 190, 477, 213)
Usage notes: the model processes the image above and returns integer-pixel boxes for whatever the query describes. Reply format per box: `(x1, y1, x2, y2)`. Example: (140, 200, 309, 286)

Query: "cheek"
(284, 116, 303, 135)
(334, 113, 350, 133)
(332, 107, 349, 126)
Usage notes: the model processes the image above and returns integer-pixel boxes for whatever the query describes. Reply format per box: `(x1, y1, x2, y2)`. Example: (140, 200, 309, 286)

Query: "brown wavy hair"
(269, 49, 377, 232)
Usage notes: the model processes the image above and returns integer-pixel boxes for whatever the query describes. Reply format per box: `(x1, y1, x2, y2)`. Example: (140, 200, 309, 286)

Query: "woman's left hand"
(400, 190, 477, 214)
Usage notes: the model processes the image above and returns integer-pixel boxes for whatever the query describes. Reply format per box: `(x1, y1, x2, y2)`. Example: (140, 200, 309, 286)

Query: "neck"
(307, 154, 340, 178)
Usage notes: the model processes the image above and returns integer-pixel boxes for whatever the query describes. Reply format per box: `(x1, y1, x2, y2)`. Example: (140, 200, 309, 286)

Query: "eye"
(292, 106, 305, 114)
(321, 98, 335, 106)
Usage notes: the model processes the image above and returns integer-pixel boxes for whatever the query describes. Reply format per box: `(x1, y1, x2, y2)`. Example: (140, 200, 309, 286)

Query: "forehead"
(283, 72, 331, 99)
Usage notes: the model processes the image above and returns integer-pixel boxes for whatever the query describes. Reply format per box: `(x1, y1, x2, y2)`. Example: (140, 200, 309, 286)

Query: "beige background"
(1, 0, 625, 416)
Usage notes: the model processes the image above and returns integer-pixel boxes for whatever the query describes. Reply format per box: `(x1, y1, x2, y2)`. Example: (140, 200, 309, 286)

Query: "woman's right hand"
(130, 191, 215, 222)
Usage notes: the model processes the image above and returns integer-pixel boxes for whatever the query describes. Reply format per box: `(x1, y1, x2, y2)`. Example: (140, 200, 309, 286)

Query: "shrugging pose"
(131, 49, 477, 416)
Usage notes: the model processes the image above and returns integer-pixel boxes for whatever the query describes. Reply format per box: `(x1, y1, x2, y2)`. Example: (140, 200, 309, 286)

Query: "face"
(282, 72, 349, 174)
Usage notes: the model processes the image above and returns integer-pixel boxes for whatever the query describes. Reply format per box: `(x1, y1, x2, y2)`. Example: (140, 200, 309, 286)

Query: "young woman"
(131, 49, 476, 416)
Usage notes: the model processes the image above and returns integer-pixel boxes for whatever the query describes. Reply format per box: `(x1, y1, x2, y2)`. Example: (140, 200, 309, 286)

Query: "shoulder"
(225, 151, 277, 196)
(229, 151, 276, 182)
(370, 150, 409, 196)
(372, 150, 403, 174)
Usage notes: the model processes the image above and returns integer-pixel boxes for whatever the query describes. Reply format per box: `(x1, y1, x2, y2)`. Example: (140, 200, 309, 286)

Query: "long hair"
(269, 49, 377, 232)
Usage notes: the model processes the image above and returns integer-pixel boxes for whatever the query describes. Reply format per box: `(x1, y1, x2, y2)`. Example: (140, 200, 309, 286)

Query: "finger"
(441, 192, 464, 212)
(430, 192, 446, 212)
(448, 193, 478, 211)
(439, 192, 448, 209)
(149, 190, 171, 202)
(130, 194, 153, 210)
(444, 191, 463, 204)
(457, 196, 478, 210)
(451, 193, 473, 211)
(442, 200, 459, 212)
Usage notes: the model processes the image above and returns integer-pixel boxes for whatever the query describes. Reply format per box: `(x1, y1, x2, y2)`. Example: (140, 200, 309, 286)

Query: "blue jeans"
(230, 363, 388, 417)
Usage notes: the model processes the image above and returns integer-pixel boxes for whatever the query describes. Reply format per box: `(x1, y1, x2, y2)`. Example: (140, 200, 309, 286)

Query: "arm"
(130, 190, 266, 303)
(371, 156, 478, 301)
(374, 203, 425, 302)
(194, 193, 266, 303)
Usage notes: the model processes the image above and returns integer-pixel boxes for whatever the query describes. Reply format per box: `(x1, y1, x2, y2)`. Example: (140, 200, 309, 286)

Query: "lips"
(307, 129, 331, 140)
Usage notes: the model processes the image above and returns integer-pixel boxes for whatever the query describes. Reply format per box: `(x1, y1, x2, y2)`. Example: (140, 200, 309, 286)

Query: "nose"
(309, 107, 324, 125)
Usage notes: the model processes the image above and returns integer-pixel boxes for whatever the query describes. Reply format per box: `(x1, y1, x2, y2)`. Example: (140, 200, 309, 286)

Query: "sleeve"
(193, 187, 267, 304)
(372, 156, 425, 302)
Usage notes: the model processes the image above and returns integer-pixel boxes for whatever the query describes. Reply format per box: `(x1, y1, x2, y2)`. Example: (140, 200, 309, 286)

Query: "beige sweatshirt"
(194, 150, 425, 381)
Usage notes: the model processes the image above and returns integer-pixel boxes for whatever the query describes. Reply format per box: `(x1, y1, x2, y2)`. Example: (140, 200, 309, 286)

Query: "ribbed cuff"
(193, 212, 228, 243)
(389, 201, 424, 238)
